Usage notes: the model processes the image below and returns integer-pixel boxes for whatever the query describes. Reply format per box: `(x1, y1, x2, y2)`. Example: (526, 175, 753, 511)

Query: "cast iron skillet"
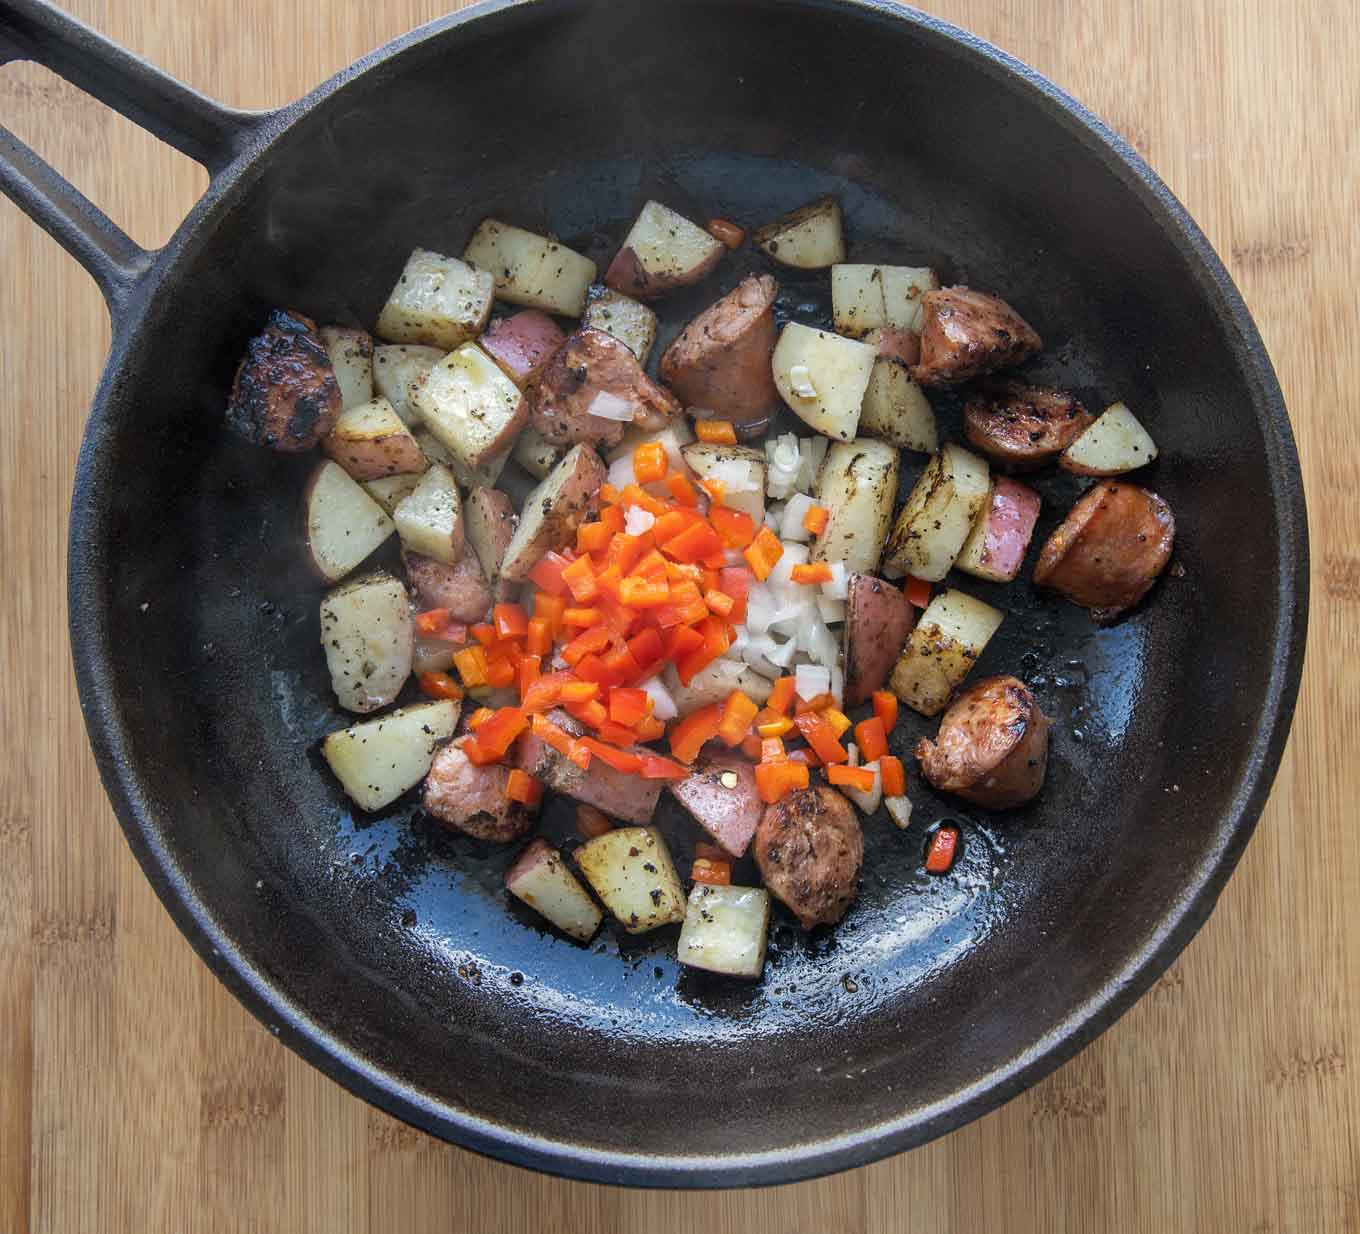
(0, 0, 1308, 1187)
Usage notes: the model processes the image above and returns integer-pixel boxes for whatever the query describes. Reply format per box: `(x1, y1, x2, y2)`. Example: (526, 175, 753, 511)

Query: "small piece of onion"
(588, 390, 636, 421)
(789, 364, 817, 399)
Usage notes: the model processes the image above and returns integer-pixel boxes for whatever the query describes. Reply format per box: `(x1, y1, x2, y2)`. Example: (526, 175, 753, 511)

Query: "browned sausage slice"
(659, 275, 780, 428)
(227, 309, 341, 450)
(963, 380, 1095, 471)
(403, 550, 493, 624)
(531, 328, 682, 449)
(911, 287, 1042, 388)
(1033, 482, 1175, 621)
(753, 786, 863, 930)
(423, 737, 535, 842)
(915, 675, 1049, 808)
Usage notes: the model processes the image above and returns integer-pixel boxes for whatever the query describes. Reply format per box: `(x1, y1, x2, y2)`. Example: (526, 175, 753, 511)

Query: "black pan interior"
(69, 0, 1305, 1184)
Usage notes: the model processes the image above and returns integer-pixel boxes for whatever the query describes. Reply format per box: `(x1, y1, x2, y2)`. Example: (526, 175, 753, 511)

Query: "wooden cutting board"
(2, 1, 1355, 1230)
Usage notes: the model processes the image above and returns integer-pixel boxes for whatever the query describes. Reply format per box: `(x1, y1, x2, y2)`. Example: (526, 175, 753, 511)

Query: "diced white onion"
(797, 435, 828, 491)
(624, 506, 655, 535)
(789, 364, 817, 399)
(781, 493, 817, 542)
(588, 390, 636, 421)
(820, 560, 849, 600)
(412, 638, 458, 674)
(725, 624, 750, 658)
(845, 760, 883, 814)
(817, 595, 846, 624)
(885, 794, 913, 828)
(767, 635, 798, 668)
(710, 458, 761, 493)
(795, 663, 830, 699)
(769, 540, 809, 594)
(764, 505, 781, 529)
(829, 663, 844, 706)
(802, 616, 840, 668)
(607, 453, 636, 490)
(765, 433, 802, 499)
(741, 637, 781, 680)
(639, 674, 678, 721)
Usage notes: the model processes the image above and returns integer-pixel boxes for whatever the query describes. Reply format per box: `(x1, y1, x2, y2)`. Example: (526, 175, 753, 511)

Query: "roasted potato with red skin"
(667, 751, 763, 858)
(463, 486, 518, 586)
(1034, 482, 1175, 622)
(605, 200, 725, 301)
(227, 309, 340, 451)
(915, 675, 1049, 808)
(963, 380, 1094, 472)
(480, 311, 567, 390)
(843, 574, 916, 707)
(660, 275, 780, 428)
(754, 787, 862, 930)
(402, 549, 493, 623)
(911, 287, 1042, 387)
(955, 476, 1042, 584)
(323, 396, 426, 481)
(511, 710, 664, 825)
(532, 329, 681, 450)
(423, 737, 536, 842)
(499, 444, 608, 583)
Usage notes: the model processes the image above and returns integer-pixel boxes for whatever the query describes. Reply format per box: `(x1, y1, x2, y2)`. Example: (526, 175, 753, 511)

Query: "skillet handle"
(0, 0, 262, 312)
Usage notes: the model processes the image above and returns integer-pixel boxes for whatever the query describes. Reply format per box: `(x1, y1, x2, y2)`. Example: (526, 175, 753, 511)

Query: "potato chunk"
(574, 826, 686, 934)
(392, 463, 464, 565)
(677, 884, 771, 979)
(604, 201, 725, 301)
(412, 342, 527, 469)
(372, 344, 445, 427)
(319, 326, 375, 411)
(323, 396, 426, 481)
(505, 839, 603, 942)
(772, 323, 876, 441)
(321, 700, 459, 812)
(881, 443, 990, 582)
(304, 460, 395, 583)
(319, 571, 414, 714)
(463, 219, 596, 316)
(808, 439, 900, 574)
(831, 264, 938, 336)
(375, 248, 494, 350)
(754, 197, 846, 269)
(499, 444, 607, 582)
(889, 588, 1003, 717)
(583, 285, 659, 364)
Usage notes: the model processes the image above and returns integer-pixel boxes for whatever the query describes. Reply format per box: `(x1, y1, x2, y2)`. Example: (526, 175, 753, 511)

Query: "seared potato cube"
(604, 201, 725, 302)
(319, 571, 414, 714)
(890, 587, 1003, 717)
(375, 248, 494, 350)
(392, 463, 464, 565)
(372, 344, 445, 427)
(881, 443, 991, 582)
(831, 264, 938, 336)
(412, 342, 527, 469)
(319, 325, 374, 411)
(754, 197, 845, 269)
(677, 884, 771, 979)
(321, 700, 459, 812)
(1059, 402, 1159, 476)
(304, 459, 396, 583)
(772, 323, 877, 441)
(583, 285, 659, 364)
(512, 426, 566, 479)
(574, 826, 686, 934)
(324, 396, 426, 481)
(362, 472, 424, 515)
(858, 356, 937, 454)
(500, 444, 607, 582)
(463, 219, 596, 317)
(809, 439, 900, 574)
(505, 839, 603, 942)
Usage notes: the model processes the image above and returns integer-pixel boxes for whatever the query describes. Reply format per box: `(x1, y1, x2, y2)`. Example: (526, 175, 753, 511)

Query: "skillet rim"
(64, 0, 1310, 1188)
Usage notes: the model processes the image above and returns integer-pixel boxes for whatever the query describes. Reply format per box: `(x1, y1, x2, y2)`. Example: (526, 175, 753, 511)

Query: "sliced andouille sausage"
(659, 275, 780, 428)
(403, 549, 493, 624)
(1033, 481, 1175, 622)
(423, 737, 535, 842)
(510, 710, 664, 825)
(227, 309, 341, 450)
(911, 287, 1042, 388)
(667, 750, 763, 858)
(531, 328, 682, 449)
(843, 574, 917, 708)
(963, 380, 1096, 472)
(914, 675, 1049, 808)
(753, 786, 863, 930)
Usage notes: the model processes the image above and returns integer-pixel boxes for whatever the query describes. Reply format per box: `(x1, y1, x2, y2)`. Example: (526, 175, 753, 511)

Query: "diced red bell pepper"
(717, 690, 759, 747)
(664, 519, 724, 564)
(632, 441, 669, 484)
(854, 716, 890, 763)
(493, 603, 529, 639)
(528, 551, 573, 596)
(465, 707, 527, 762)
(754, 761, 809, 803)
(709, 506, 756, 549)
(560, 554, 599, 603)
(579, 738, 643, 774)
(504, 768, 544, 807)
(452, 645, 489, 687)
(793, 711, 849, 765)
(743, 526, 784, 581)
(872, 690, 899, 732)
(666, 472, 700, 507)
(880, 755, 906, 797)
(828, 764, 875, 792)
(669, 703, 723, 764)
(767, 676, 797, 715)
(562, 625, 610, 666)
(691, 857, 732, 886)
(418, 670, 464, 701)
(905, 575, 933, 609)
(925, 826, 960, 874)
(609, 686, 651, 727)
(619, 576, 671, 607)
(640, 755, 691, 779)
(717, 566, 750, 623)
(627, 628, 665, 678)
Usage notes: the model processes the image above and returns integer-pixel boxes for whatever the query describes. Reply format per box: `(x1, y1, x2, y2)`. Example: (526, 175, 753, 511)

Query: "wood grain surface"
(1, 1, 1356, 1230)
